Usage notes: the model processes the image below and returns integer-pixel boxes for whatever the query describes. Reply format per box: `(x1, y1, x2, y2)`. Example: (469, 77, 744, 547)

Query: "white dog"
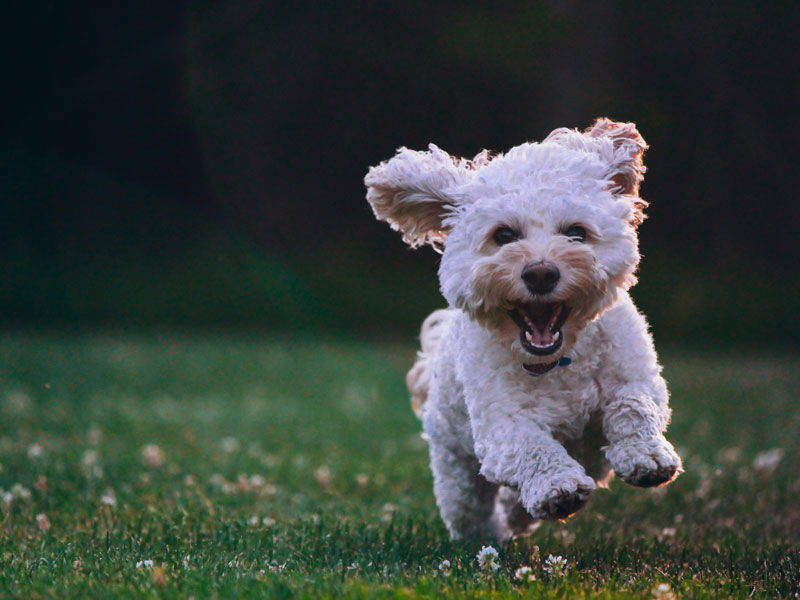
(365, 118, 682, 541)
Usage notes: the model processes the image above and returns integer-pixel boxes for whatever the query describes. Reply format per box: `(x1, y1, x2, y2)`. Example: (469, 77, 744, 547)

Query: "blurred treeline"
(3, 1, 798, 343)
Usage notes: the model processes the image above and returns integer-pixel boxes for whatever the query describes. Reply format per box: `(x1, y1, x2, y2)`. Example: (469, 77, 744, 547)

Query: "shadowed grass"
(0, 333, 798, 598)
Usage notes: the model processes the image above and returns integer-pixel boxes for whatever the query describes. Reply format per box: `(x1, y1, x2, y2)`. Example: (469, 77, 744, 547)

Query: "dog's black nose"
(522, 262, 560, 295)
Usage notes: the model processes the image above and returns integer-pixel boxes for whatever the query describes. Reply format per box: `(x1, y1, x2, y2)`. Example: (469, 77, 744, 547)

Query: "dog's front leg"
(471, 420, 596, 522)
(601, 395, 682, 487)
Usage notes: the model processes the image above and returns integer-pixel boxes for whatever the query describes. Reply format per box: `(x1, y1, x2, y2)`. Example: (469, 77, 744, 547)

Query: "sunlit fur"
(365, 118, 682, 541)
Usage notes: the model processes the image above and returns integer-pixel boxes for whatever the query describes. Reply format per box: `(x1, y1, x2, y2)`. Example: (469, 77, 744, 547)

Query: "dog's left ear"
(584, 118, 648, 197)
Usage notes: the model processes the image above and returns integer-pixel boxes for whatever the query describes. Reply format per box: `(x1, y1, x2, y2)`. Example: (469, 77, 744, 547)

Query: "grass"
(0, 331, 798, 598)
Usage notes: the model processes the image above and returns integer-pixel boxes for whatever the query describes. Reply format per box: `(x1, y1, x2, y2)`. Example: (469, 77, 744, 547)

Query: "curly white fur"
(365, 118, 682, 541)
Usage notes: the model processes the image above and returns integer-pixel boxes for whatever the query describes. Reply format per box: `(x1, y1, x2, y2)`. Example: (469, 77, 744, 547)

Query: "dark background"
(3, 1, 799, 344)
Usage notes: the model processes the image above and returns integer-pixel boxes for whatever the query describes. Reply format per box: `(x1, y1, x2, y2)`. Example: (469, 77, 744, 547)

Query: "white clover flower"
(248, 474, 266, 487)
(141, 444, 164, 468)
(136, 559, 154, 569)
(514, 565, 535, 582)
(659, 527, 676, 540)
(476, 545, 500, 571)
(314, 466, 332, 487)
(248, 515, 260, 526)
(753, 448, 784, 473)
(437, 559, 451, 574)
(652, 582, 676, 599)
(380, 503, 396, 522)
(220, 437, 241, 453)
(262, 517, 276, 527)
(100, 490, 117, 506)
(82, 450, 104, 479)
(11, 483, 31, 501)
(82, 449, 98, 466)
(543, 554, 567, 576)
(36, 513, 51, 532)
(27, 443, 44, 459)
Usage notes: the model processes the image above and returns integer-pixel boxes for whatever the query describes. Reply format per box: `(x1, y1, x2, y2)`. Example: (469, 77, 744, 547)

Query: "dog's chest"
(455, 318, 608, 441)
(517, 368, 602, 440)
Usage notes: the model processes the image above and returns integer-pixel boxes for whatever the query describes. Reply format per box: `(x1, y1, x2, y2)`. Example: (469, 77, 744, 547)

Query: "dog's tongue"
(527, 326, 556, 347)
(527, 305, 556, 346)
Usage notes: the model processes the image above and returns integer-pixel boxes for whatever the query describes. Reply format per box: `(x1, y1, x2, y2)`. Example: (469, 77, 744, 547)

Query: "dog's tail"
(406, 308, 456, 417)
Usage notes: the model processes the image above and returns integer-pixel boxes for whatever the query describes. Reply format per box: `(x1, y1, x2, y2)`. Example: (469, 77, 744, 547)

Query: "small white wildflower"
(82, 449, 98, 466)
(221, 437, 240, 453)
(227, 559, 239, 568)
(82, 449, 103, 479)
(27, 443, 44, 459)
(36, 513, 51, 532)
(476, 545, 500, 571)
(658, 527, 677, 541)
(314, 466, 332, 487)
(100, 489, 117, 506)
(544, 554, 567, 576)
(753, 448, 784, 473)
(262, 516, 276, 527)
(136, 559, 154, 569)
(380, 503, 396, 522)
(652, 582, 676, 599)
(514, 565, 536, 582)
(438, 559, 451, 575)
(248, 474, 266, 487)
(11, 483, 31, 500)
(248, 515, 260, 526)
(182, 555, 191, 570)
(2, 491, 12, 505)
(141, 444, 164, 468)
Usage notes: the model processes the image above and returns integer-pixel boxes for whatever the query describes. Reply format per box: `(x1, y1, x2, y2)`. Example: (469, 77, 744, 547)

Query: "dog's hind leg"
(406, 309, 456, 417)
(428, 442, 498, 540)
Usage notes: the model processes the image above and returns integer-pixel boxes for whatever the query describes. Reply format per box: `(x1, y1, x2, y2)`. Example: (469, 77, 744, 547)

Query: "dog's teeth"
(525, 331, 533, 342)
(553, 331, 561, 341)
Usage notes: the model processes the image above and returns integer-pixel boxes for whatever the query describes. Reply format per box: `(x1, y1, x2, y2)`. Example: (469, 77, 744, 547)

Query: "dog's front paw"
(524, 473, 596, 520)
(606, 437, 682, 487)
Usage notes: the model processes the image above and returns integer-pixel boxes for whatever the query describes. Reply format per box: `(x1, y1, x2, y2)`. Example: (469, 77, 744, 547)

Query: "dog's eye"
(563, 225, 587, 242)
(492, 226, 520, 246)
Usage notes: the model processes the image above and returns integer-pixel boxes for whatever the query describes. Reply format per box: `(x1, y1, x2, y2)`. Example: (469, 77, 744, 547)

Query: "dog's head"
(365, 119, 648, 371)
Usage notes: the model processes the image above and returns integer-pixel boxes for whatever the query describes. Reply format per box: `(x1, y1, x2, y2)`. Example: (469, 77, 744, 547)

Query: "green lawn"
(0, 332, 798, 598)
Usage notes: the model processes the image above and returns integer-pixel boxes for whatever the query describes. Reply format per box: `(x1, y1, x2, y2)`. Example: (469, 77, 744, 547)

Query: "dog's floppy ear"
(546, 118, 649, 226)
(584, 118, 648, 198)
(365, 144, 473, 248)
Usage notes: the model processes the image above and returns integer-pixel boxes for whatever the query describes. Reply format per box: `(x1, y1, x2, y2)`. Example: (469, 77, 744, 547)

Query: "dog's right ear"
(365, 144, 473, 248)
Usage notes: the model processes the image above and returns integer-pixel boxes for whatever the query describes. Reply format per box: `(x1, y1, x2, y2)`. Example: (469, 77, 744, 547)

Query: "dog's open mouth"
(508, 302, 571, 356)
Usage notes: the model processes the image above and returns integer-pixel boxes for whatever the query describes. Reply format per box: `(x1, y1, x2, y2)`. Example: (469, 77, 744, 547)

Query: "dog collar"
(523, 356, 572, 377)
